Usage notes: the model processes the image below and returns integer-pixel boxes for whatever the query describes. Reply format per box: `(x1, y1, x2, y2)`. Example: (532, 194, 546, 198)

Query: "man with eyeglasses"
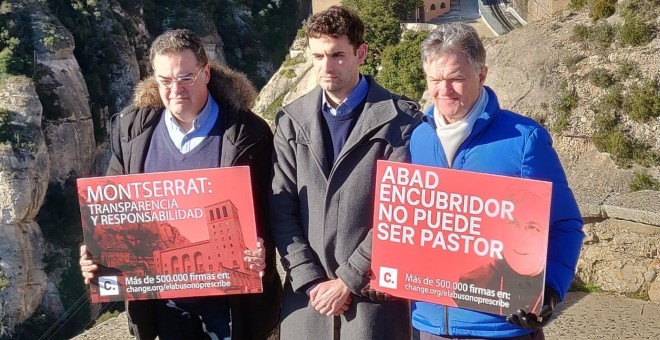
(78, 29, 281, 340)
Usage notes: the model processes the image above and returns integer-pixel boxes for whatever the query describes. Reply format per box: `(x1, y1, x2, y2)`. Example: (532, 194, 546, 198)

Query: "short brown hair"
(149, 29, 208, 68)
(307, 6, 364, 49)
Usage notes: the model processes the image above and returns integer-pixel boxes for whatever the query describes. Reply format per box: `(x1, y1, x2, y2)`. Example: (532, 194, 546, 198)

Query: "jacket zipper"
(445, 305, 449, 335)
(428, 117, 451, 335)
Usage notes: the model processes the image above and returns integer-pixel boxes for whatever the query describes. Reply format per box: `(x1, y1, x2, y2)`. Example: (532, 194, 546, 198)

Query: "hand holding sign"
(506, 285, 559, 330)
(244, 237, 266, 277)
(79, 244, 99, 285)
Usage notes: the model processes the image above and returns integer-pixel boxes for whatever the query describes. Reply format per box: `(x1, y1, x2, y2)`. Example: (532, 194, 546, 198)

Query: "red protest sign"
(77, 167, 262, 302)
(370, 160, 551, 315)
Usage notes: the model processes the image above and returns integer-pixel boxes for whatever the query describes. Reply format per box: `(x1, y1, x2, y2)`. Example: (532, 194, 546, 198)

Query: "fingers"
(81, 263, 98, 273)
(328, 297, 353, 316)
(329, 295, 353, 316)
(312, 294, 352, 316)
(79, 245, 98, 284)
(362, 286, 395, 302)
(79, 250, 92, 266)
(309, 284, 320, 303)
(244, 255, 266, 273)
(508, 309, 545, 331)
(246, 263, 266, 273)
(539, 304, 554, 318)
(244, 241, 266, 274)
(244, 238, 265, 257)
(82, 270, 96, 285)
(521, 314, 542, 329)
(319, 304, 333, 316)
(309, 279, 351, 316)
(244, 239, 267, 274)
(243, 243, 264, 266)
(80, 248, 98, 273)
(243, 249, 264, 258)
(243, 256, 265, 266)
(507, 310, 527, 326)
(506, 313, 522, 327)
(336, 295, 352, 315)
(323, 300, 346, 316)
(310, 299, 328, 314)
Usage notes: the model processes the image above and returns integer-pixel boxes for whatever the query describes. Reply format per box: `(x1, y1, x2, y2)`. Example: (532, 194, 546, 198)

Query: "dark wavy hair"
(149, 29, 208, 68)
(306, 5, 365, 49)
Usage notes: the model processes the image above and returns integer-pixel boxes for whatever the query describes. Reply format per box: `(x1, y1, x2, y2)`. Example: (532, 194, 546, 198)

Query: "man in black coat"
(79, 29, 281, 340)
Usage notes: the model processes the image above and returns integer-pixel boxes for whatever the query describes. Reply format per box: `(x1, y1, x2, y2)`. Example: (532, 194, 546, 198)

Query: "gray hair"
(420, 23, 486, 74)
(149, 29, 208, 69)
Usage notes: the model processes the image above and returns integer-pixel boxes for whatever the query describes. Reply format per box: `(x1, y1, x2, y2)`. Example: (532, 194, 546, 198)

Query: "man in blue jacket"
(410, 22, 584, 340)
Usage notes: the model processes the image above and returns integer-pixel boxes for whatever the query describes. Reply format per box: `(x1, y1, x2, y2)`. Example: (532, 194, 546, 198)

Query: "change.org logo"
(379, 267, 398, 289)
(99, 276, 120, 296)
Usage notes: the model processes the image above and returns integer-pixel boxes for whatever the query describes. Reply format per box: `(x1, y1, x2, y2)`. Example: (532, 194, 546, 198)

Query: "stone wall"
(512, 0, 571, 22)
(577, 192, 660, 302)
(552, 136, 660, 303)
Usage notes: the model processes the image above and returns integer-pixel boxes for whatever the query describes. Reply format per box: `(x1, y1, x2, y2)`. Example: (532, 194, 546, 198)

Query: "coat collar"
(281, 75, 409, 176)
(283, 75, 399, 127)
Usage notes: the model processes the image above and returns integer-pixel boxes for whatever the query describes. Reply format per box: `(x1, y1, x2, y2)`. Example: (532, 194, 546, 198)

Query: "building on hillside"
(310, 0, 450, 24)
(311, 0, 341, 14)
(415, 0, 451, 22)
(524, 0, 570, 22)
(152, 200, 260, 293)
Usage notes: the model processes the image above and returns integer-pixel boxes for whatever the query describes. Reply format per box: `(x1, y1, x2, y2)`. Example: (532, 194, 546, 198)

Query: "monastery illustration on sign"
(96, 200, 261, 294)
(150, 200, 260, 293)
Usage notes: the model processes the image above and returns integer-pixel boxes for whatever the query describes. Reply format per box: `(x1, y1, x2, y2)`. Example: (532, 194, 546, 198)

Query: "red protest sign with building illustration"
(77, 167, 262, 303)
(370, 160, 552, 316)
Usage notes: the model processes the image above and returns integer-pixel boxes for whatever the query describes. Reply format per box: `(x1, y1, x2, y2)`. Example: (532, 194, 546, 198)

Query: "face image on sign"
(502, 188, 549, 277)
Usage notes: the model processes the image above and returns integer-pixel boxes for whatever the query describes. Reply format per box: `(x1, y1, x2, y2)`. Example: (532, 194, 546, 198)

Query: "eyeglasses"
(156, 65, 206, 89)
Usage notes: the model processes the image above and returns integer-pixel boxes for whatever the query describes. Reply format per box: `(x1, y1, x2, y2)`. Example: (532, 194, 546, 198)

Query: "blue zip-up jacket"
(410, 87, 584, 338)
